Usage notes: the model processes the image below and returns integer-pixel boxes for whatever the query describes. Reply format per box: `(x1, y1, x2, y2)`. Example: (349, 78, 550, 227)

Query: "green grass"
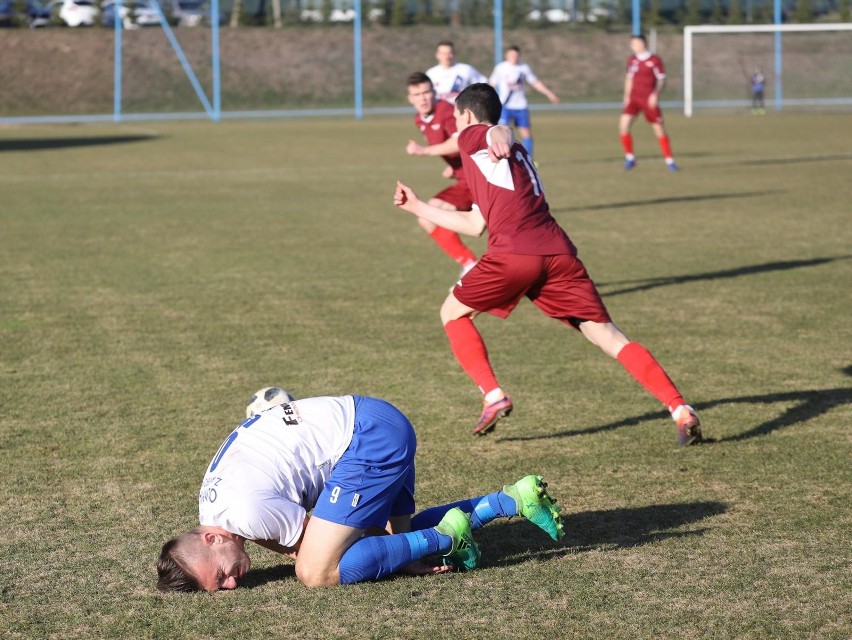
(1, 112, 850, 639)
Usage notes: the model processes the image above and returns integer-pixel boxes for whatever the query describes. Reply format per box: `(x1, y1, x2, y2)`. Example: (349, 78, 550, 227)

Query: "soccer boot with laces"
(673, 404, 703, 446)
(502, 475, 565, 541)
(472, 395, 513, 436)
(436, 507, 480, 571)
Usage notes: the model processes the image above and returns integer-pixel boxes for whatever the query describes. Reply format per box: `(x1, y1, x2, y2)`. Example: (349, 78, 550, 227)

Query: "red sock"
(620, 133, 634, 156)
(429, 227, 476, 266)
(444, 318, 500, 395)
(658, 135, 673, 161)
(616, 342, 685, 412)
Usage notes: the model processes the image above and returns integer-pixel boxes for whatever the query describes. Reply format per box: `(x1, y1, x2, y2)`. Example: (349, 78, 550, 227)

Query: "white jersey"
(489, 61, 538, 110)
(426, 62, 487, 104)
(198, 396, 356, 548)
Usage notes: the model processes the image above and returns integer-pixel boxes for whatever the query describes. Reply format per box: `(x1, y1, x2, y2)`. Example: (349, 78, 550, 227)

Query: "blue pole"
(632, 0, 641, 35)
(773, 0, 782, 111)
(212, 0, 221, 121)
(494, 0, 502, 67)
(354, 0, 363, 120)
(113, 0, 122, 122)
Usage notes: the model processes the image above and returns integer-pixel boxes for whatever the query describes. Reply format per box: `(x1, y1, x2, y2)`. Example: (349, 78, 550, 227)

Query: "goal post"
(683, 23, 852, 117)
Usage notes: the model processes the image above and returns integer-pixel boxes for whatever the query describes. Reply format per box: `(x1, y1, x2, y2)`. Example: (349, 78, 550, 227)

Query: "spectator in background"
(751, 67, 766, 115)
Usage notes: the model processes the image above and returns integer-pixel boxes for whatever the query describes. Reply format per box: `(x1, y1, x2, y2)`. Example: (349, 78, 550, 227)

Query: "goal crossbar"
(683, 23, 852, 116)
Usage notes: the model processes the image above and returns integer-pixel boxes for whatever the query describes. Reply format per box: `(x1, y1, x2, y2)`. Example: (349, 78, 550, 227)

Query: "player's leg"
(442, 255, 541, 435)
(619, 111, 637, 169)
(514, 109, 534, 159)
(580, 321, 702, 444)
(410, 475, 564, 541)
(302, 397, 477, 584)
(532, 254, 701, 445)
(649, 113, 677, 171)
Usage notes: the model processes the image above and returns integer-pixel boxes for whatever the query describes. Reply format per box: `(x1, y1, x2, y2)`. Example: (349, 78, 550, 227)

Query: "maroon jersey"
(457, 124, 576, 256)
(626, 53, 665, 100)
(414, 100, 464, 180)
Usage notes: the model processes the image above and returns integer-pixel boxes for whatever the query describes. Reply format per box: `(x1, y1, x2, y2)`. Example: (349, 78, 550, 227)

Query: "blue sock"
(522, 137, 533, 158)
(411, 492, 518, 531)
(337, 528, 450, 584)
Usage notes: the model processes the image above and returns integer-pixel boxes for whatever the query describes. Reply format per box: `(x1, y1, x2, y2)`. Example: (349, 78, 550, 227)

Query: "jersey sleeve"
(523, 64, 538, 84)
(226, 493, 307, 548)
(457, 124, 487, 157)
(654, 55, 666, 77)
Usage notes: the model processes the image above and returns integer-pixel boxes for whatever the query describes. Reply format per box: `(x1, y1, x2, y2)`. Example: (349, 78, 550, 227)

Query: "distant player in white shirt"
(157, 394, 565, 591)
(489, 45, 559, 161)
(426, 40, 487, 105)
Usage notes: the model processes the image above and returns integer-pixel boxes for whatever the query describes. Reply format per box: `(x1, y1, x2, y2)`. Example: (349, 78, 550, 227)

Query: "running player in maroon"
(405, 72, 477, 283)
(620, 34, 678, 172)
(394, 83, 702, 446)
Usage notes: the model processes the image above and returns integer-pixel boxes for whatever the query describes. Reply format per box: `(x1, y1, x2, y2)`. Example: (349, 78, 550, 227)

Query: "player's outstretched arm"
(407, 137, 460, 157)
(395, 181, 486, 237)
(533, 80, 559, 104)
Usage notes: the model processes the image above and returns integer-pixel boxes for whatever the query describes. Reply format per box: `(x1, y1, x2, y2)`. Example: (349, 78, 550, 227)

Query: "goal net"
(683, 23, 852, 116)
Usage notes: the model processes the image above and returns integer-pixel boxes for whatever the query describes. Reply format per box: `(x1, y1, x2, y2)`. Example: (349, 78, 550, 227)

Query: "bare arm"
(250, 516, 309, 560)
(623, 73, 633, 104)
(394, 181, 486, 237)
(531, 80, 559, 104)
(406, 137, 459, 157)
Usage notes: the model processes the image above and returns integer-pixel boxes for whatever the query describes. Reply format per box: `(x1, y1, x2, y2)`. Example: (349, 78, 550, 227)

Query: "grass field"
(1, 111, 850, 639)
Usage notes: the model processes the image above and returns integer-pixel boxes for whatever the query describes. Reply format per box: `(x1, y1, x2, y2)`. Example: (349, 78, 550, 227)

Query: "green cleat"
(502, 475, 565, 541)
(435, 507, 481, 571)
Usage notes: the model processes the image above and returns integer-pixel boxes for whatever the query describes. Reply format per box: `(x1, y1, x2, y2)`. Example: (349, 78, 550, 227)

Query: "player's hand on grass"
(400, 560, 453, 576)
(394, 181, 420, 213)
(442, 165, 454, 179)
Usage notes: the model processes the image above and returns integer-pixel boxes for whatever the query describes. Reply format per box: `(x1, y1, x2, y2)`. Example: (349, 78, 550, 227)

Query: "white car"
(52, 0, 99, 26)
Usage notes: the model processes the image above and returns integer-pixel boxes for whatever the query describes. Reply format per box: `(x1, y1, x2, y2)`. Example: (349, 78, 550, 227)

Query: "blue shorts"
(312, 396, 417, 530)
(499, 107, 531, 129)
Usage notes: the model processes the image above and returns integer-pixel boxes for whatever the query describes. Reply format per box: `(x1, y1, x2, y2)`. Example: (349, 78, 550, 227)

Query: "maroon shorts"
(433, 182, 474, 211)
(623, 97, 663, 124)
(453, 253, 611, 328)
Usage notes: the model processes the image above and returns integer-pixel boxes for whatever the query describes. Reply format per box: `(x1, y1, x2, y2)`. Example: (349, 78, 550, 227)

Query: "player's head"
(157, 528, 250, 593)
(435, 41, 455, 67)
(454, 83, 502, 129)
(630, 34, 648, 53)
(505, 45, 521, 64)
(406, 71, 437, 116)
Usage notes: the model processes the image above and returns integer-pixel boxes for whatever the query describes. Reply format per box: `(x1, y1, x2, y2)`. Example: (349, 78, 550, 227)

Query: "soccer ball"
(246, 386, 295, 418)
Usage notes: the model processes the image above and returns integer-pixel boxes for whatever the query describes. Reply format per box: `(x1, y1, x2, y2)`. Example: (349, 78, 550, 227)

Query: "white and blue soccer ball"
(246, 386, 295, 418)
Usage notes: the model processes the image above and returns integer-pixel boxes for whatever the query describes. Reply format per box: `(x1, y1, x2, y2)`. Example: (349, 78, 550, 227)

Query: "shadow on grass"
(240, 563, 296, 589)
(737, 152, 852, 166)
(500, 375, 852, 444)
(596, 255, 850, 297)
(0, 135, 157, 153)
(551, 189, 778, 215)
(476, 501, 728, 566)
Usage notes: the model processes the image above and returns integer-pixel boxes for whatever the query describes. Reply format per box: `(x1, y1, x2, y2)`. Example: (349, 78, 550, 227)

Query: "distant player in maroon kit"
(405, 72, 477, 283)
(620, 34, 678, 172)
(395, 83, 703, 446)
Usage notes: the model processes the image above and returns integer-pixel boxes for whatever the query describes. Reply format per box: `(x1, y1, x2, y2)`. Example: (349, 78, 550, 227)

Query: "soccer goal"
(683, 23, 852, 117)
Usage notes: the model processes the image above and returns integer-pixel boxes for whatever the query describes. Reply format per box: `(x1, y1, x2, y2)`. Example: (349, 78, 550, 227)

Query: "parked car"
(101, 0, 161, 28)
(26, 0, 53, 26)
(50, 0, 99, 26)
(165, 0, 223, 26)
(0, 0, 14, 26)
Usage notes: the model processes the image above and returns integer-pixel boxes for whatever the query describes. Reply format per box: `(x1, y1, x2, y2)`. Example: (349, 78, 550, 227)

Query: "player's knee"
(295, 560, 339, 588)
